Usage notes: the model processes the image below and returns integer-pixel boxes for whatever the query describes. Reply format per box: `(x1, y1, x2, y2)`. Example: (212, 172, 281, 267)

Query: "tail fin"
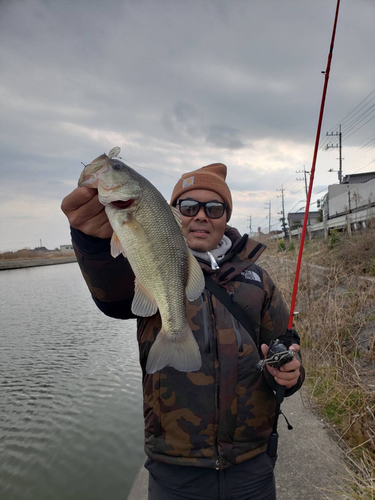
(146, 323, 201, 374)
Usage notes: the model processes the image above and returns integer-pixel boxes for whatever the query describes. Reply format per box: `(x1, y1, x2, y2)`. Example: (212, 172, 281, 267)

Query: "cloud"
(0, 0, 374, 248)
(206, 125, 244, 149)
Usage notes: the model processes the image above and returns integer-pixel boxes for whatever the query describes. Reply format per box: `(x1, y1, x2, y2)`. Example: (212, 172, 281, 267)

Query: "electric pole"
(277, 186, 287, 238)
(325, 124, 343, 183)
(296, 165, 311, 237)
(264, 202, 271, 234)
(247, 215, 252, 235)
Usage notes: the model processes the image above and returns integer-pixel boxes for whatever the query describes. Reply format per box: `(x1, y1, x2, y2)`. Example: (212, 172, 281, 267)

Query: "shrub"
(277, 238, 286, 252)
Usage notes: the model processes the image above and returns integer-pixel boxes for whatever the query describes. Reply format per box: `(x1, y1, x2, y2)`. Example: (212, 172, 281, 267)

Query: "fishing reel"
(256, 339, 295, 372)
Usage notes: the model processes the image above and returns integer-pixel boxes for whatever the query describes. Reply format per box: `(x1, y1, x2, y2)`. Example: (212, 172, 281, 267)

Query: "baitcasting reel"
(255, 339, 295, 372)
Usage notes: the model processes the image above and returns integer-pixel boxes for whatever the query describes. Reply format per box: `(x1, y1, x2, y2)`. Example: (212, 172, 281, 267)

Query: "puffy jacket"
(71, 226, 304, 470)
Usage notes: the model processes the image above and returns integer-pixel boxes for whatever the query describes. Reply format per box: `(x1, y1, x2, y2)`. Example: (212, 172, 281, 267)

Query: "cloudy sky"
(0, 0, 374, 251)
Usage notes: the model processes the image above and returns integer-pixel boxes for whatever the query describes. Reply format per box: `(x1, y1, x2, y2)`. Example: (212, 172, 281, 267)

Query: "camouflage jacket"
(72, 226, 304, 470)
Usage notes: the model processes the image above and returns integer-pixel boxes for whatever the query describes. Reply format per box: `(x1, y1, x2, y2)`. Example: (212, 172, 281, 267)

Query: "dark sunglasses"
(176, 199, 227, 219)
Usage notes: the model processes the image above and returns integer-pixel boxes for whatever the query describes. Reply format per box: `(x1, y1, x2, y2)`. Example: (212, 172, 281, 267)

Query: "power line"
(341, 105, 375, 137)
(355, 133, 375, 152)
(325, 88, 375, 133)
(343, 113, 375, 142)
(340, 100, 375, 134)
(363, 139, 375, 152)
(353, 158, 375, 173)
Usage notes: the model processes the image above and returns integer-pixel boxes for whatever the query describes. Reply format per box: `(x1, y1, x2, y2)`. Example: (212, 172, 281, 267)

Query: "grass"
(266, 226, 375, 278)
(261, 230, 375, 498)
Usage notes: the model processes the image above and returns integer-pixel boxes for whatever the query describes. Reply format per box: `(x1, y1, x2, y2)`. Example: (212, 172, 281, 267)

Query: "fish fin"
(110, 232, 125, 258)
(170, 206, 182, 229)
(131, 279, 158, 317)
(125, 213, 148, 243)
(186, 251, 205, 301)
(146, 322, 201, 374)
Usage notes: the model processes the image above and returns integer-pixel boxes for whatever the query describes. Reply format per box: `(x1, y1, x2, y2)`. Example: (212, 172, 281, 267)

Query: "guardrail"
(271, 207, 375, 240)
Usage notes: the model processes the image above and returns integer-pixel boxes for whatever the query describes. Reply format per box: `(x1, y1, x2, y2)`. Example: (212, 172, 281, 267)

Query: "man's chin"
(188, 239, 211, 252)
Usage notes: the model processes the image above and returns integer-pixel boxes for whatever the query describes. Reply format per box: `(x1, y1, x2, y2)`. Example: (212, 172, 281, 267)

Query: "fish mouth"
(111, 199, 135, 209)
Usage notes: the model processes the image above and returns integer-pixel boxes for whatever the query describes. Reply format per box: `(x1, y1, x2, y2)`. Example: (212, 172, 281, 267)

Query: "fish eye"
(112, 162, 125, 171)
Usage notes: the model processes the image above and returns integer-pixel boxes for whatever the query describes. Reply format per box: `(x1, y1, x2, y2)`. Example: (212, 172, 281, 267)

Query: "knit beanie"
(170, 163, 233, 221)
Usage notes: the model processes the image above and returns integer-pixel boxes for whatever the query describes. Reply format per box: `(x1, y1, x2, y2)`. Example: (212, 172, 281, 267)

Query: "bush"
(277, 238, 286, 252)
(328, 229, 340, 249)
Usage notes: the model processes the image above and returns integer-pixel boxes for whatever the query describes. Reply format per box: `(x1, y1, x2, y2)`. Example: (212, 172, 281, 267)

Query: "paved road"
(127, 389, 348, 500)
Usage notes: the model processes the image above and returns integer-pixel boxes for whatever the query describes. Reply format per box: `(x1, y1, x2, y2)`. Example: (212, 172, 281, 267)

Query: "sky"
(0, 0, 374, 251)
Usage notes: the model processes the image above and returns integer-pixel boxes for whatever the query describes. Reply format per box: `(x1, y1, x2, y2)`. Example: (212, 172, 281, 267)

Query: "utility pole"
(247, 215, 252, 235)
(296, 165, 311, 238)
(277, 186, 287, 238)
(264, 202, 271, 234)
(325, 124, 343, 183)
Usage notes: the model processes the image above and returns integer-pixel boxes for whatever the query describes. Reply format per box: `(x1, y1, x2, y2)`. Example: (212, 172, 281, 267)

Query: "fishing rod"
(265, 0, 341, 458)
(288, 0, 341, 329)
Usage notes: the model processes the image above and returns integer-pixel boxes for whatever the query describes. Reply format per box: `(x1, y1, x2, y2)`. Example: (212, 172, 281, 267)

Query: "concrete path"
(127, 389, 348, 500)
(275, 390, 347, 500)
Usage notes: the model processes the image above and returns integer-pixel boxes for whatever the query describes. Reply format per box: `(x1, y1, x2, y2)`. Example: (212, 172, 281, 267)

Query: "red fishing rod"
(266, 0, 341, 459)
(288, 0, 341, 329)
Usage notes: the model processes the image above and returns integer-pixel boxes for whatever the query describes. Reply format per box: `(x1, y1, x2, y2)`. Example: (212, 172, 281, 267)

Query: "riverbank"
(0, 256, 77, 270)
(259, 238, 375, 498)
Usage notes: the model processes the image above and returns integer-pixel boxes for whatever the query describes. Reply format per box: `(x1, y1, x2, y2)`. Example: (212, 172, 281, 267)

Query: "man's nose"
(194, 206, 208, 220)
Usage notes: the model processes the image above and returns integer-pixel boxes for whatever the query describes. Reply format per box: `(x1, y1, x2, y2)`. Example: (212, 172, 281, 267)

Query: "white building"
(60, 244, 74, 254)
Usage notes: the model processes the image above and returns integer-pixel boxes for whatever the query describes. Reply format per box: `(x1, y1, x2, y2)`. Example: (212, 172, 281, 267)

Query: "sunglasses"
(176, 199, 227, 219)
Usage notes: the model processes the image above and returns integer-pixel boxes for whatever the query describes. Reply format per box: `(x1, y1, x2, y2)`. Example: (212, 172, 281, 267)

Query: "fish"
(78, 148, 205, 374)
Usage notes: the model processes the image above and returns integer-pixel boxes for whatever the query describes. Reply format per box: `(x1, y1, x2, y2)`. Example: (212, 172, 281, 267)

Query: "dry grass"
(261, 235, 375, 499)
(0, 249, 72, 260)
(267, 226, 375, 277)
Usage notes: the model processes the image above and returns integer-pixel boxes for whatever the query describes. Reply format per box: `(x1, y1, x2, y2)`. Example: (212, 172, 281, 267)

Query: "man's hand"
(260, 343, 301, 389)
(61, 187, 113, 239)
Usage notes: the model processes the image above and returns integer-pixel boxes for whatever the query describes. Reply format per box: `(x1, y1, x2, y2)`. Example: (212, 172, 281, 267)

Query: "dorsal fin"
(170, 206, 182, 229)
(186, 251, 205, 301)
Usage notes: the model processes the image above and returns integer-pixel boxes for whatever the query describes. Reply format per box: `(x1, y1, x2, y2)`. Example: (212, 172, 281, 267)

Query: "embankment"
(0, 256, 77, 271)
(260, 250, 375, 498)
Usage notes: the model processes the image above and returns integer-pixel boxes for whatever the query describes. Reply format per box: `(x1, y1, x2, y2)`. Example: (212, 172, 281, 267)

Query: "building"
(287, 211, 320, 230)
(342, 171, 375, 184)
(60, 244, 74, 254)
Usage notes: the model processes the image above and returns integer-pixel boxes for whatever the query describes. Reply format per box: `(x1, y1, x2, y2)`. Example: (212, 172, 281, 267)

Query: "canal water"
(0, 263, 145, 500)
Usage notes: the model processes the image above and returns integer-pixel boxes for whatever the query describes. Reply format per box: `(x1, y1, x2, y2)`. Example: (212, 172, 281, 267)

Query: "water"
(0, 263, 145, 500)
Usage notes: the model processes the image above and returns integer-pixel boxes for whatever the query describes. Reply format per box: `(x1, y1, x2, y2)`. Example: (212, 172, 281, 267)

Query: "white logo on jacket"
(241, 270, 261, 282)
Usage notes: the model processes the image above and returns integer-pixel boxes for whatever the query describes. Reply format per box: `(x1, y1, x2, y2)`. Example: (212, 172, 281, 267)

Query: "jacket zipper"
(201, 292, 211, 353)
(229, 291, 243, 352)
(206, 290, 220, 470)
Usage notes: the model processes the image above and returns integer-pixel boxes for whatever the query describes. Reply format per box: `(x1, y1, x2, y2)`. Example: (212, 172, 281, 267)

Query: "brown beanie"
(170, 163, 232, 221)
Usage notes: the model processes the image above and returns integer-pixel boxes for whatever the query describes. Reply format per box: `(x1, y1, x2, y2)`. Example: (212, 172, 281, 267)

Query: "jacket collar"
(196, 227, 266, 283)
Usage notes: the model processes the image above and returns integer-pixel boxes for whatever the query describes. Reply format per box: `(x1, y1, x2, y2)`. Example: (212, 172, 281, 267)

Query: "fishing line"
(288, 0, 341, 329)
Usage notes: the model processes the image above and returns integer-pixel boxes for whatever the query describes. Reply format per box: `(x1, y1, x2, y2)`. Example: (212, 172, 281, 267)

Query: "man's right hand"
(61, 187, 113, 239)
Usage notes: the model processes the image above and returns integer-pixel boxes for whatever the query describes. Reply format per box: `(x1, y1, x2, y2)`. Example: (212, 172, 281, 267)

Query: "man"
(62, 163, 304, 500)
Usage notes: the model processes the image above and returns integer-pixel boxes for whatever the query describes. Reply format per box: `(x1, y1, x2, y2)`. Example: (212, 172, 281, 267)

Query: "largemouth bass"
(78, 148, 205, 374)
